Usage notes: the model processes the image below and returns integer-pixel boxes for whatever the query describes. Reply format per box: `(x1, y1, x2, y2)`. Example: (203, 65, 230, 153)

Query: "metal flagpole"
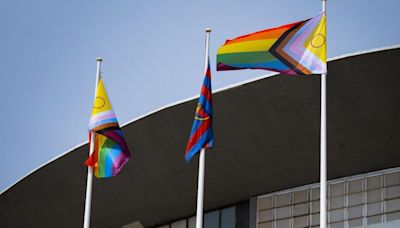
(195, 28, 211, 228)
(83, 57, 102, 228)
(196, 148, 206, 228)
(320, 1, 327, 228)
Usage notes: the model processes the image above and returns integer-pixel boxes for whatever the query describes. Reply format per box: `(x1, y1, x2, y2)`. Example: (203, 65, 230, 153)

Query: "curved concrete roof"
(1, 47, 400, 228)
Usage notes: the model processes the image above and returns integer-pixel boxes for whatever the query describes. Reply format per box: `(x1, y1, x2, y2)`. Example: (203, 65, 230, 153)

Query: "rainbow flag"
(217, 12, 326, 75)
(85, 76, 131, 178)
(185, 58, 214, 161)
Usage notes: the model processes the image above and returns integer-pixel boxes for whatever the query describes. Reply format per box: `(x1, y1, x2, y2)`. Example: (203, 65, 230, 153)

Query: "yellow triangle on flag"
(91, 78, 113, 116)
(304, 14, 326, 63)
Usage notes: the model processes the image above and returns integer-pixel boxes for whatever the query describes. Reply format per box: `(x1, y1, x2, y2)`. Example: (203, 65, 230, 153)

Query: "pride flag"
(217, 13, 326, 75)
(185, 58, 214, 161)
(85, 76, 131, 178)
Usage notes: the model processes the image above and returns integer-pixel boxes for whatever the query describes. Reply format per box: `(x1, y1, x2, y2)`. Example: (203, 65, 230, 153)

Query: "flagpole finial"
(205, 28, 211, 33)
(96, 57, 103, 62)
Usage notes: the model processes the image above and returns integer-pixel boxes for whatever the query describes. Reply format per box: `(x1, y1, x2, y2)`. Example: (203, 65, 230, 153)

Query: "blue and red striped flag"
(185, 58, 214, 161)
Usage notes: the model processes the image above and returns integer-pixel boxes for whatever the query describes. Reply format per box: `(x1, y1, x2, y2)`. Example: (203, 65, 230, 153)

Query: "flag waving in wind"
(217, 12, 326, 75)
(85, 76, 131, 178)
(185, 58, 214, 161)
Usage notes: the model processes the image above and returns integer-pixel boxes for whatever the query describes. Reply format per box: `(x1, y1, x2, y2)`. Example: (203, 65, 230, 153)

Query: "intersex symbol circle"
(311, 33, 326, 48)
(93, 96, 105, 109)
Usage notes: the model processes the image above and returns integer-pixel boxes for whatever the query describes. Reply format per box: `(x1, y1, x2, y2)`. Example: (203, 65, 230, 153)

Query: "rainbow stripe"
(217, 13, 326, 75)
(185, 58, 213, 161)
(85, 77, 130, 178)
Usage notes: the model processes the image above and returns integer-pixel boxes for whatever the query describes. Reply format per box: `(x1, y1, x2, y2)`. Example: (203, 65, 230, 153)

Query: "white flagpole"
(320, 1, 327, 228)
(83, 57, 102, 228)
(195, 28, 211, 228)
(195, 148, 206, 228)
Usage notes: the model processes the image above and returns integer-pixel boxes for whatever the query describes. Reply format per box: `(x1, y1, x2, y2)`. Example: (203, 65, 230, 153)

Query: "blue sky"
(1, 0, 399, 192)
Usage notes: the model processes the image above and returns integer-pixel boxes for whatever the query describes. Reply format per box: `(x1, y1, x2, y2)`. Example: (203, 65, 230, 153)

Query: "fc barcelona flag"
(185, 58, 214, 161)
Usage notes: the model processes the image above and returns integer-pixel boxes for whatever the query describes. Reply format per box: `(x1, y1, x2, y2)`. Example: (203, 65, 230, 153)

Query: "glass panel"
(310, 213, 320, 226)
(276, 193, 291, 207)
(330, 221, 344, 228)
(258, 222, 273, 228)
(236, 201, 249, 228)
(348, 192, 363, 207)
(348, 218, 363, 228)
(329, 183, 345, 197)
(329, 208, 344, 223)
(367, 202, 382, 216)
(293, 203, 308, 216)
(385, 186, 400, 200)
(276, 218, 290, 228)
(385, 172, 400, 187)
(311, 188, 320, 201)
(221, 207, 235, 228)
(171, 220, 186, 228)
(276, 206, 290, 220)
(329, 196, 345, 210)
(386, 198, 400, 213)
(367, 176, 381, 190)
(258, 209, 273, 223)
(293, 215, 308, 228)
(311, 201, 320, 213)
(367, 189, 381, 203)
(258, 196, 273, 210)
(387, 211, 400, 222)
(348, 205, 363, 219)
(255, 170, 400, 228)
(188, 216, 196, 228)
(367, 215, 382, 225)
(204, 210, 219, 228)
(293, 190, 309, 204)
(348, 179, 364, 194)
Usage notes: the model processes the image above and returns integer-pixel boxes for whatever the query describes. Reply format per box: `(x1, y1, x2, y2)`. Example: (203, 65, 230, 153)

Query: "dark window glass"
(204, 210, 219, 228)
(221, 207, 235, 228)
(236, 201, 249, 228)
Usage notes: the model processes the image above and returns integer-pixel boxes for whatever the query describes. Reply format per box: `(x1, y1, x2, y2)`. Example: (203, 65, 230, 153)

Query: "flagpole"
(196, 148, 206, 228)
(83, 57, 102, 228)
(195, 28, 211, 228)
(320, 1, 327, 228)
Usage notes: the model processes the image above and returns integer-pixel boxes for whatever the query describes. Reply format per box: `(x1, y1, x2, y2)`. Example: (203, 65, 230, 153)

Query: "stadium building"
(1, 47, 400, 228)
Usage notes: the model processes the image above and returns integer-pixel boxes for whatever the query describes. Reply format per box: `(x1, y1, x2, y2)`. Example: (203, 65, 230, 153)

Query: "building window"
(256, 168, 400, 228)
(157, 201, 248, 228)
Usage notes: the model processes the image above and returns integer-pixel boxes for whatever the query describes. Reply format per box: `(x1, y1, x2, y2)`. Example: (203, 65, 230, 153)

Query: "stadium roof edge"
(2, 44, 400, 195)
